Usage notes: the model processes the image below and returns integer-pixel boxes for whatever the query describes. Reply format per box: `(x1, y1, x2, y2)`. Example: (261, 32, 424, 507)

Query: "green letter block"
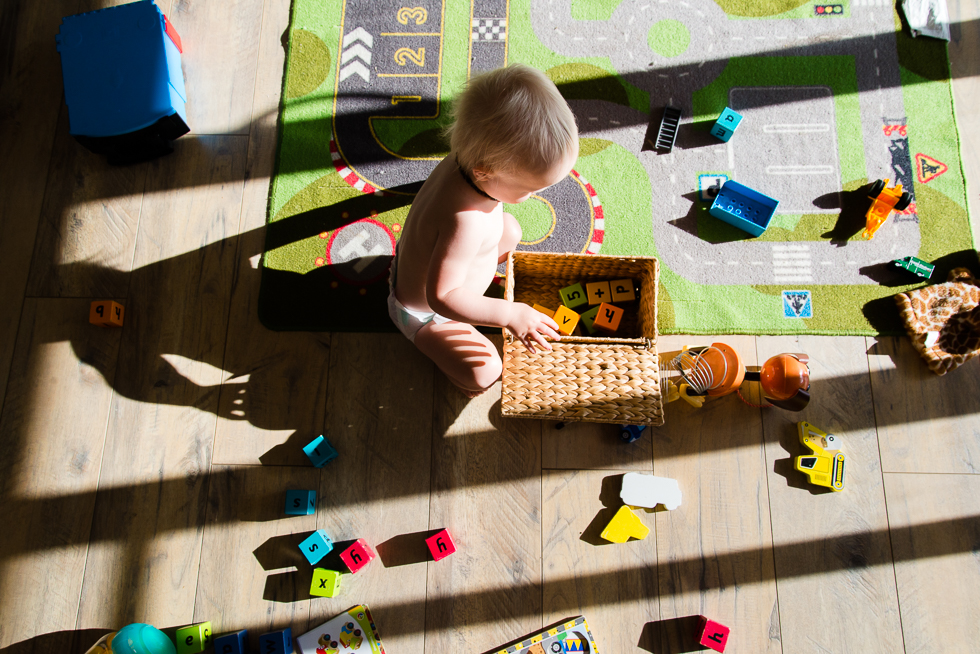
(310, 568, 342, 597)
(176, 622, 212, 654)
(559, 282, 588, 310)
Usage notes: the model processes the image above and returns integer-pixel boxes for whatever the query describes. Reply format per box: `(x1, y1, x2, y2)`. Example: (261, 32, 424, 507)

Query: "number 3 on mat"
(395, 47, 425, 67)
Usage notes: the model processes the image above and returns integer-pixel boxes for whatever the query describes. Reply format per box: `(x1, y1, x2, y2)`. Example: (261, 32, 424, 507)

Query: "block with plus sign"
(299, 530, 333, 565)
(425, 528, 457, 561)
(340, 538, 375, 573)
(586, 281, 611, 305)
(310, 568, 342, 597)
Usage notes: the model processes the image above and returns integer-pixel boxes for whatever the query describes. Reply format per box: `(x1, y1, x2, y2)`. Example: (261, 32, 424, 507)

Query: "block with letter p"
(593, 302, 624, 334)
(610, 278, 636, 303)
(340, 538, 375, 573)
(89, 300, 124, 327)
(175, 622, 212, 654)
(425, 528, 457, 561)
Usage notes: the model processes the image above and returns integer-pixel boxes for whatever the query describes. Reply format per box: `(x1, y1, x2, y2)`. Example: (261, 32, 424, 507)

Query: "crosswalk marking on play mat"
(772, 244, 813, 283)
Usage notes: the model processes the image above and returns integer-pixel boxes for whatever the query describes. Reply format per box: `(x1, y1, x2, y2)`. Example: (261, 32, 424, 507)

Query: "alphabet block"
(89, 300, 125, 327)
(299, 529, 333, 565)
(552, 305, 580, 336)
(339, 538, 375, 573)
(600, 505, 649, 543)
(425, 528, 457, 561)
(697, 616, 730, 652)
(585, 281, 611, 305)
(610, 278, 636, 303)
(711, 106, 742, 143)
(214, 631, 248, 654)
(303, 435, 337, 468)
(285, 490, 316, 516)
(310, 568, 342, 597)
(532, 304, 555, 318)
(259, 629, 292, 654)
(592, 302, 624, 333)
(559, 282, 588, 310)
(579, 305, 601, 335)
(175, 622, 212, 654)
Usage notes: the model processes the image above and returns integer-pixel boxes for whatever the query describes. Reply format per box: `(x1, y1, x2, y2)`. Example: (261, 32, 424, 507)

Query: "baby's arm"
(426, 214, 560, 352)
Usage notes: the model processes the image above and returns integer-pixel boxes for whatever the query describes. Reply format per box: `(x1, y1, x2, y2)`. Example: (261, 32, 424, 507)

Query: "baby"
(388, 64, 579, 397)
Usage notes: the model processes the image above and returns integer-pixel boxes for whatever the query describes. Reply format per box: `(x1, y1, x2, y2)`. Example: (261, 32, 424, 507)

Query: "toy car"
(795, 421, 845, 491)
(893, 255, 935, 279)
(862, 178, 911, 239)
(619, 424, 646, 443)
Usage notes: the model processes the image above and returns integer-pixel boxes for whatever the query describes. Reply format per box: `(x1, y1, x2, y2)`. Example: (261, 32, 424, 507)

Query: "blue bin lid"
(57, 0, 185, 137)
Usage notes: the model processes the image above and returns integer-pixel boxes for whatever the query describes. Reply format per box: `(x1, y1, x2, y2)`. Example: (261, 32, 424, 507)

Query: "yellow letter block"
(532, 304, 555, 318)
(610, 278, 636, 302)
(310, 568, 342, 597)
(586, 281, 611, 305)
(553, 305, 580, 336)
(600, 506, 649, 543)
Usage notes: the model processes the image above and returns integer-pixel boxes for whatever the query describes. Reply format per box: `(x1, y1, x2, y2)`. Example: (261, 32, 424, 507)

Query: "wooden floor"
(2, 1, 979, 653)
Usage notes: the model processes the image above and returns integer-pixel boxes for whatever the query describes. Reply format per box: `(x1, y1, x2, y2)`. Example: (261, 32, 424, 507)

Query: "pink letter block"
(697, 616, 730, 653)
(425, 529, 457, 561)
(339, 538, 375, 573)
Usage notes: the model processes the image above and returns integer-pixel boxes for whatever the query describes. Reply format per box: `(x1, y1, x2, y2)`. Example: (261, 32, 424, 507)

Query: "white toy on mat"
(620, 473, 682, 511)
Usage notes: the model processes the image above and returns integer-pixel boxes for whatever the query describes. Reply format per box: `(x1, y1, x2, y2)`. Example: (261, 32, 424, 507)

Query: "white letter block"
(620, 473, 682, 510)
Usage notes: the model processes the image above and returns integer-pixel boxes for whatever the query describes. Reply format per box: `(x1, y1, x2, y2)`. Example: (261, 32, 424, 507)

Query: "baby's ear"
(471, 167, 493, 182)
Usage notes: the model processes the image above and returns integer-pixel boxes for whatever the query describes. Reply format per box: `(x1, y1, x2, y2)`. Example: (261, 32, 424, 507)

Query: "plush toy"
(895, 267, 980, 375)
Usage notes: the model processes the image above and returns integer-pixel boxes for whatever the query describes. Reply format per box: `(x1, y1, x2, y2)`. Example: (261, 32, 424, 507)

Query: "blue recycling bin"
(56, 0, 189, 164)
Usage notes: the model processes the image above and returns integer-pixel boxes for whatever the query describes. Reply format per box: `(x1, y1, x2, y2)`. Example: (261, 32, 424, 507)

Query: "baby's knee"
(501, 211, 522, 244)
(470, 351, 503, 390)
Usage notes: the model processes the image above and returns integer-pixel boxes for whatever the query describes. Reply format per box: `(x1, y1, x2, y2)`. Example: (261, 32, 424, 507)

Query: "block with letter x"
(310, 568, 341, 597)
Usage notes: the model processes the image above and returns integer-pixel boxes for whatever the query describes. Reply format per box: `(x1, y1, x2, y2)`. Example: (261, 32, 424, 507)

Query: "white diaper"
(387, 255, 451, 342)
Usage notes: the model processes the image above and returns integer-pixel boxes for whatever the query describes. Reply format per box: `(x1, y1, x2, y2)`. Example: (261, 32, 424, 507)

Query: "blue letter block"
(214, 631, 248, 654)
(299, 529, 333, 565)
(303, 435, 338, 468)
(285, 490, 316, 516)
(258, 629, 292, 654)
(712, 106, 742, 142)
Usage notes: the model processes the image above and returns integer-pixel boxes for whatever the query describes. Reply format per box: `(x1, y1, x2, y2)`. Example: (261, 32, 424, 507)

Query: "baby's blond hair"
(445, 64, 578, 176)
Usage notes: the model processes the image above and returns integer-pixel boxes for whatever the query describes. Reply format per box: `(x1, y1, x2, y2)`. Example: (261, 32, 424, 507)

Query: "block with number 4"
(593, 302, 624, 334)
(89, 300, 125, 327)
(559, 282, 588, 310)
(586, 281, 611, 305)
(553, 305, 580, 336)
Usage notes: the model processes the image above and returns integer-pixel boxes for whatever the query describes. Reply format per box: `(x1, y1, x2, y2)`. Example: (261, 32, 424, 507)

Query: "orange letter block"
(89, 300, 124, 327)
(610, 278, 636, 303)
(593, 303, 623, 333)
(553, 305, 580, 336)
(586, 281, 611, 305)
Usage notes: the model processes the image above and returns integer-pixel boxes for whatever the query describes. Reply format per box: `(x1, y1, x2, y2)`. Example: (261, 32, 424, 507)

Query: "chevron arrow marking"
(340, 61, 371, 83)
(343, 26, 373, 48)
(341, 43, 372, 65)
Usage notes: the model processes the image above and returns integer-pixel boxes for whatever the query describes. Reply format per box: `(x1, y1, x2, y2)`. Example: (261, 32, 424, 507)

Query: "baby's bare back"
(394, 157, 504, 314)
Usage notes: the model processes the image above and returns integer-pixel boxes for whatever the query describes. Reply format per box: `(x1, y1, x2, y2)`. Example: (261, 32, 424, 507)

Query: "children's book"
(488, 616, 600, 653)
(295, 605, 385, 654)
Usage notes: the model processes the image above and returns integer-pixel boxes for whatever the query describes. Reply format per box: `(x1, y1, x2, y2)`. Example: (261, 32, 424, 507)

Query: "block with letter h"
(697, 616, 730, 652)
(425, 528, 457, 561)
(340, 538, 375, 573)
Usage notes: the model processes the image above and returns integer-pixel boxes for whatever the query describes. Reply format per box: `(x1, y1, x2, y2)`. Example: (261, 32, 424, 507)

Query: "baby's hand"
(507, 303, 561, 353)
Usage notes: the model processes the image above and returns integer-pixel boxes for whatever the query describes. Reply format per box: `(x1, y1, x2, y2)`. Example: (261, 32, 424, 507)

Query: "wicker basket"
(500, 251, 664, 426)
